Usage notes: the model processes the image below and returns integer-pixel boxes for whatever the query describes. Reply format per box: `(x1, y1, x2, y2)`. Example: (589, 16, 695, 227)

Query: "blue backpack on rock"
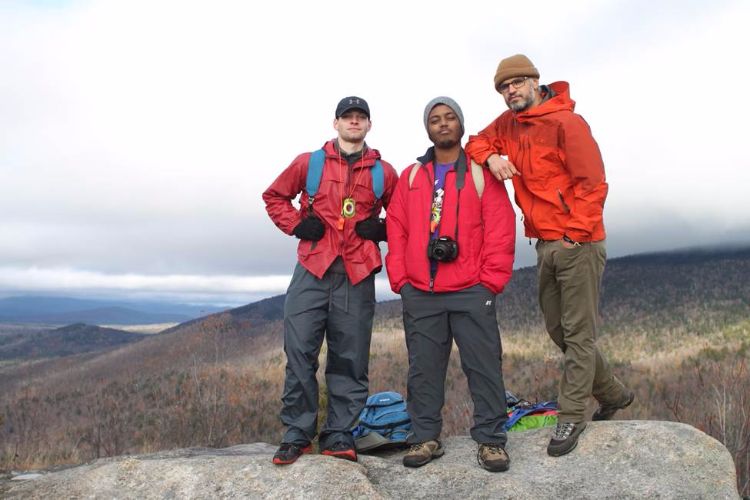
(352, 391, 411, 451)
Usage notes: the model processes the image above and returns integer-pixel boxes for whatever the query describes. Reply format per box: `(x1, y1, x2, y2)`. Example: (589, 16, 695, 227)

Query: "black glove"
(293, 216, 325, 241)
(355, 217, 387, 242)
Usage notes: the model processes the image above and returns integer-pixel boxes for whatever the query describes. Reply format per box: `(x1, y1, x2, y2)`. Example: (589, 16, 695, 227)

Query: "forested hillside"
(1, 246, 748, 494)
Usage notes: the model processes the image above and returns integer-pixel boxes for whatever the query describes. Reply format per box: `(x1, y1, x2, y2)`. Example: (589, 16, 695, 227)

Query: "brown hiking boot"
(402, 440, 444, 468)
(477, 444, 510, 472)
(592, 390, 635, 421)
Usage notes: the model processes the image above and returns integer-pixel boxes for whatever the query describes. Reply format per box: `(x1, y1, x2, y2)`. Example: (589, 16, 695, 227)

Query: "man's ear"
(367, 120, 372, 132)
(333, 117, 339, 130)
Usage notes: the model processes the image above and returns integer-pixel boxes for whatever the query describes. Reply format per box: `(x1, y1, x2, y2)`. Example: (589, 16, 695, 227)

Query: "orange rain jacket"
(263, 140, 398, 285)
(465, 81, 607, 242)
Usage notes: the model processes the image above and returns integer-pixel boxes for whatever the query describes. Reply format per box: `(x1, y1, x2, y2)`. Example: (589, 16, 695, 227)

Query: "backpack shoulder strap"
(408, 158, 483, 197)
(308, 149, 384, 201)
(371, 159, 384, 200)
(305, 149, 326, 198)
(408, 163, 420, 188)
(470, 160, 485, 199)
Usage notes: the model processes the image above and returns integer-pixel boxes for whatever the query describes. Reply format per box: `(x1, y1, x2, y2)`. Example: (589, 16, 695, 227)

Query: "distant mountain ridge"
(0, 296, 226, 325)
(0, 323, 146, 361)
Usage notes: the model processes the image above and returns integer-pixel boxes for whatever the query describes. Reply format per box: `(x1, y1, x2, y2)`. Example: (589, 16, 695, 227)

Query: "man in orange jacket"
(466, 55, 634, 457)
(263, 96, 398, 465)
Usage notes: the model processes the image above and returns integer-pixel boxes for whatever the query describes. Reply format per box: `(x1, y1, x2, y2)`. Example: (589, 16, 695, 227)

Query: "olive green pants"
(536, 240, 626, 423)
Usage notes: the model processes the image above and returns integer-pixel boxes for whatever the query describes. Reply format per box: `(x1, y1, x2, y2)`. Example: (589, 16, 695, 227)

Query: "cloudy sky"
(1, 0, 748, 306)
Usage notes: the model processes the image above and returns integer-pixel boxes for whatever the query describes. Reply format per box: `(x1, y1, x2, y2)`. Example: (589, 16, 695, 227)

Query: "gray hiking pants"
(280, 262, 375, 449)
(536, 240, 627, 423)
(401, 283, 508, 446)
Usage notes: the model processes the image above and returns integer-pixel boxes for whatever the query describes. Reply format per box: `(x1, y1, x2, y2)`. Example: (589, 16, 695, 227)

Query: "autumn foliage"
(1, 248, 748, 495)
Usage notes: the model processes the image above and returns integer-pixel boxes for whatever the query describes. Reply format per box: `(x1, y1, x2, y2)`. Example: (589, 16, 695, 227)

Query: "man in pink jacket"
(386, 97, 516, 472)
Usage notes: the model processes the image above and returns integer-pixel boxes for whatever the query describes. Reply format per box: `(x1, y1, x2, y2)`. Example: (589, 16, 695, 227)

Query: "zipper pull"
(429, 277, 434, 293)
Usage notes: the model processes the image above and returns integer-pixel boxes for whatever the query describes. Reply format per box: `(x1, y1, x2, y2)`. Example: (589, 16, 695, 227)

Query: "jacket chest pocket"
(350, 179, 377, 214)
(321, 174, 375, 216)
(519, 134, 563, 186)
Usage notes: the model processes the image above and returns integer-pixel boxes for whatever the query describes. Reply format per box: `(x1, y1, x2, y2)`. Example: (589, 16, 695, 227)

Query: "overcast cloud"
(1, 0, 748, 306)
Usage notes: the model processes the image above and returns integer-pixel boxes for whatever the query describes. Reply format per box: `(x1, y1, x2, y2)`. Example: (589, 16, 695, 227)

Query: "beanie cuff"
(494, 54, 540, 92)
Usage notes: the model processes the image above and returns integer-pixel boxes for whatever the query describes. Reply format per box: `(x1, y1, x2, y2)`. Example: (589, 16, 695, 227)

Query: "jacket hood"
(515, 81, 574, 121)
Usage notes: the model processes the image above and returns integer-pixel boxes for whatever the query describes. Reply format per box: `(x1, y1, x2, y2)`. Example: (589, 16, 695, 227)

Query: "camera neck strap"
(452, 152, 467, 242)
(427, 149, 466, 242)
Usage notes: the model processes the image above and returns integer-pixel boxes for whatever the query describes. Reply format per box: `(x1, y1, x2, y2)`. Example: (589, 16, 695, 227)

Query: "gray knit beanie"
(423, 96, 464, 133)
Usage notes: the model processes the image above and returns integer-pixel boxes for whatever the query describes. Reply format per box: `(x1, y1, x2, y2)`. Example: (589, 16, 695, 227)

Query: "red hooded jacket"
(385, 149, 515, 294)
(263, 140, 398, 285)
(465, 81, 607, 242)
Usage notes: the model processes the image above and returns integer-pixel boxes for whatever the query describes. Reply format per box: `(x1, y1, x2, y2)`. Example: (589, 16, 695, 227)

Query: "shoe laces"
(481, 444, 504, 455)
(553, 422, 576, 440)
(327, 441, 352, 452)
(408, 443, 428, 453)
(409, 441, 440, 454)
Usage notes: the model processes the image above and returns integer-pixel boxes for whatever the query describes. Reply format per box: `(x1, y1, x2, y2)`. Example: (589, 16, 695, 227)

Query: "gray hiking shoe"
(402, 440, 444, 468)
(477, 444, 510, 472)
(547, 421, 587, 457)
(592, 390, 635, 421)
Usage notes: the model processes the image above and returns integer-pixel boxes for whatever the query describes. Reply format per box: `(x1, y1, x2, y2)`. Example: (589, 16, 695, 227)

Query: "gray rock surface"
(1, 421, 740, 499)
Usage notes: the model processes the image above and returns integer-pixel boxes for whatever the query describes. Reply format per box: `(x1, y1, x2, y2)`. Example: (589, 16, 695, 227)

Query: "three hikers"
(264, 54, 633, 468)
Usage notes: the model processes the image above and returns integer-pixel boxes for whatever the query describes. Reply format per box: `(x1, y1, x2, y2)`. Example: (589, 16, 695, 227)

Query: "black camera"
(427, 236, 459, 262)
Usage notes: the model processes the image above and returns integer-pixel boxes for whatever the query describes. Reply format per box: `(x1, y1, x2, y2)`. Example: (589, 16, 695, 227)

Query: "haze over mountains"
(0, 296, 226, 325)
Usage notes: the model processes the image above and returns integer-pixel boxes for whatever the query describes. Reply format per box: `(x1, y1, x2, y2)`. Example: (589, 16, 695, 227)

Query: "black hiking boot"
(272, 442, 313, 465)
(592, 390, 635, 421)
(321, 441, 357, 462)
(547, 421, 587, 457)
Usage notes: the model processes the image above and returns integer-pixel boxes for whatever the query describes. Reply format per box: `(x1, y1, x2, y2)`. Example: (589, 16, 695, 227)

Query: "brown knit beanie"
(494, 54, 540, 93)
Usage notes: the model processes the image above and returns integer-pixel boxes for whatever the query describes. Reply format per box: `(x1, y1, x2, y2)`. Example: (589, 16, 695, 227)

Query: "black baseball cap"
(335, 96, 370, 119)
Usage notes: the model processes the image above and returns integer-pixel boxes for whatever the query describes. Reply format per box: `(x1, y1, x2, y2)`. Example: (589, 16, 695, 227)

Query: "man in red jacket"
(386, 97, 516, 472)
(466, 55, 634, 457)
(263, 96, 398, 465)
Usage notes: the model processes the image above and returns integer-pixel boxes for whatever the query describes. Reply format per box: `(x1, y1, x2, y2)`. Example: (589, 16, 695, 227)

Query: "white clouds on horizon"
(0, 266, 290, 304)
(0, 265, 400, 304)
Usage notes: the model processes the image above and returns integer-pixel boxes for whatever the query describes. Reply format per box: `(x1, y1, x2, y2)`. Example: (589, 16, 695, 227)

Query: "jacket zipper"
(519, 133, 541, 240)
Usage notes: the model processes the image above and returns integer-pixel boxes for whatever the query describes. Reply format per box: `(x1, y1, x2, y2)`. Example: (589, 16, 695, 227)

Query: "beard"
(433, 136, 459, 148)
(508, 87, 537, 112)
(428, 130, 462, 149)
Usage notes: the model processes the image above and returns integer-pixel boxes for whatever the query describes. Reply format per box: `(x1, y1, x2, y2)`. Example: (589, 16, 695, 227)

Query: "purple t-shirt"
(430, 162, 455, 239)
